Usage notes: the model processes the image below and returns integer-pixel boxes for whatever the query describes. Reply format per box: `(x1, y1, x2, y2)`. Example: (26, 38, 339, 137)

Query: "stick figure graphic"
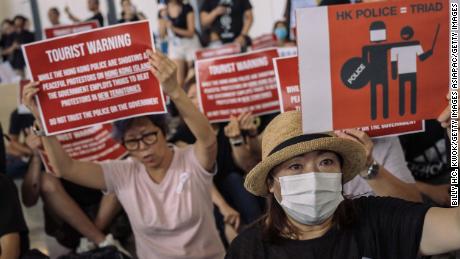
(361, 21, 397, 120)
(390, 24, 438, 116)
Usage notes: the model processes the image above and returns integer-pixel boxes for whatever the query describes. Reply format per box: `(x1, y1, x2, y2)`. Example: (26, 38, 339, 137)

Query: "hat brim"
(244, 137, 367, 196)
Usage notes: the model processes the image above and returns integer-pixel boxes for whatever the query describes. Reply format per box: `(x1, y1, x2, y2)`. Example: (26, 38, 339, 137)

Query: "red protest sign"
(196, 48, 280, 123)
(273, 56, 301, 112)
(274, 55, 424, 137)
(195, 43, 241, 60)
(251, 34, 278, 50)
(44, 20, 100, 39)
(40, 124, 127, 173)
(22, 21, 166, 135)
(297, 0, 449, 134)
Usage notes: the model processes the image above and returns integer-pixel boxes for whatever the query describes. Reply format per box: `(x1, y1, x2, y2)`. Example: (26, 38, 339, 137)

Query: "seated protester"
(170, 77, 264, 242)
(200, 0, 253, 46)
(231, 119, 422, 202)
(0, 173, 30, 259)
(158, 0, 201, 89)
(65, 0, 105, 27)
(336, 131, 422, 202)
(272, 21, 295, 47)
(118, 0, 140, 23)
(226, 110, 460, 259)
(22, 51, 225, 259)
(5, 109, 35, 178)
(399, 120, 452, 206)
(21, 127, 130, 255)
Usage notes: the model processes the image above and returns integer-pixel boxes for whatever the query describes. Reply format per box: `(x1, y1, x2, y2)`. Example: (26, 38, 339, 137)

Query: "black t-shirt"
(200, 0, 252, 43)
(399, 120, 451, 184)
(87, 12, 104, 27)
(0, 174, 29, 254)
(0, 33, 15, 61)
(168, 4, 194, 38)
(8, 109, 35, 136)
(8, 30, 34, 70)
(169, 122, 245, 184)
(226, 197, 431, 259)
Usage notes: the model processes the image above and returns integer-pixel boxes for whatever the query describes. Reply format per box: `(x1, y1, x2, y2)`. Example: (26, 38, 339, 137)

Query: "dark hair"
(261, 155, 356, 243)
(49, 7, 60, 15)
(112, 115, 168, 142)
(272, 20, 287, 31)
(13, 15, 27, 24)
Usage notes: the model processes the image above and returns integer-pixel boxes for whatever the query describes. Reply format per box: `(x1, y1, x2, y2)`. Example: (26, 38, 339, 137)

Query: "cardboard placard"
(22, 21, 167, 135)
(44, 20, 100, 39)
(251, 34, 277, 50)
(273, 55, 425, 137)
(196, 48, 280, 123)
(297, 0, 449, 134)
(195, 43, 241, 60)
(40, 124, 127, 173)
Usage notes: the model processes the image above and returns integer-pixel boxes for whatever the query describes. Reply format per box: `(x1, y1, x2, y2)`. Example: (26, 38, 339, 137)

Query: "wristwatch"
(361, 160, 380, 180)
(31, 122, 46, 137)
(229, 136, 244, 147)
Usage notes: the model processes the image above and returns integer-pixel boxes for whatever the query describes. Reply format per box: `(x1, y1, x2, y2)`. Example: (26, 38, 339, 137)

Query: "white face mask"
(370, 29, 386, 42)
(275, 172, 344, 225)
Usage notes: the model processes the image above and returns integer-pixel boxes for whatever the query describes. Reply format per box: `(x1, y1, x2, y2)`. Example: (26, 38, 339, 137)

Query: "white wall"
(249, 0, 286, 37)
(0, 0, 34, 30)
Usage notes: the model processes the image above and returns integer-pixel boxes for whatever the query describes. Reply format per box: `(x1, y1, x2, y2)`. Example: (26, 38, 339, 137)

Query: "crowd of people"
(0, 0, 459, 259)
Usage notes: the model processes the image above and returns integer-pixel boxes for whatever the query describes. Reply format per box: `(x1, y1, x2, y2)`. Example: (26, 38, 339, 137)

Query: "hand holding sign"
(147, 50, 179, 98)
(22, 81, 41, 120)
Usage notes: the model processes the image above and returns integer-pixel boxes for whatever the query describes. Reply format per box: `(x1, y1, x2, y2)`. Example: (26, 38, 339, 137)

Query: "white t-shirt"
(391, 45, 424, 74)
(101, 145, 225, 259)
(343, 137, 416, 198)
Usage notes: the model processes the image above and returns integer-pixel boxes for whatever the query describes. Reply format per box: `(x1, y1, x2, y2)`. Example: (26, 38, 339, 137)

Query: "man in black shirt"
(0, 174, 30, 259)
(65, 0, 105, 27)
(0, 19, 15, 62)
(3, 16, 34, 72)
(200, 0, 253, 45)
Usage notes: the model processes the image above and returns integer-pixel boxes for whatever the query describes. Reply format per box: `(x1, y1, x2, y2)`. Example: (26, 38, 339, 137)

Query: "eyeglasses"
(123, 131, 159, 151)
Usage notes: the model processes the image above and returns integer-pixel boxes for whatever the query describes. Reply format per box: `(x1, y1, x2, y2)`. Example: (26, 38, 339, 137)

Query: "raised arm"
(148, 50, 217, 171)
(22, 82, 106, 190)
(64, 6, 81, 23)
(336, 129, 422, 202)
(21, 131, 42, 207)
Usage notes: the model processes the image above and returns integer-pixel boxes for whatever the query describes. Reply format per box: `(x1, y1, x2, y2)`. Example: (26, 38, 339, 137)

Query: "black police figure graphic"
(341, 21, 439, 120)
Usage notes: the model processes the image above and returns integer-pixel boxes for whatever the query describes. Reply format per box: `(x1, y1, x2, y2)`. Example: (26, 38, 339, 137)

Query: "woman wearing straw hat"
(226, 110, 460, 259)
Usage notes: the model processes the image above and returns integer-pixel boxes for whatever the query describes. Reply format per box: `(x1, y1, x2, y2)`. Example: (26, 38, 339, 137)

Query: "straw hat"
(244, 111, 367, 196)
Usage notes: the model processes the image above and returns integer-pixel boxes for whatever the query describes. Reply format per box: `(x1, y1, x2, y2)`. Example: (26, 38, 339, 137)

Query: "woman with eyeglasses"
(21, 51, 226, 259)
